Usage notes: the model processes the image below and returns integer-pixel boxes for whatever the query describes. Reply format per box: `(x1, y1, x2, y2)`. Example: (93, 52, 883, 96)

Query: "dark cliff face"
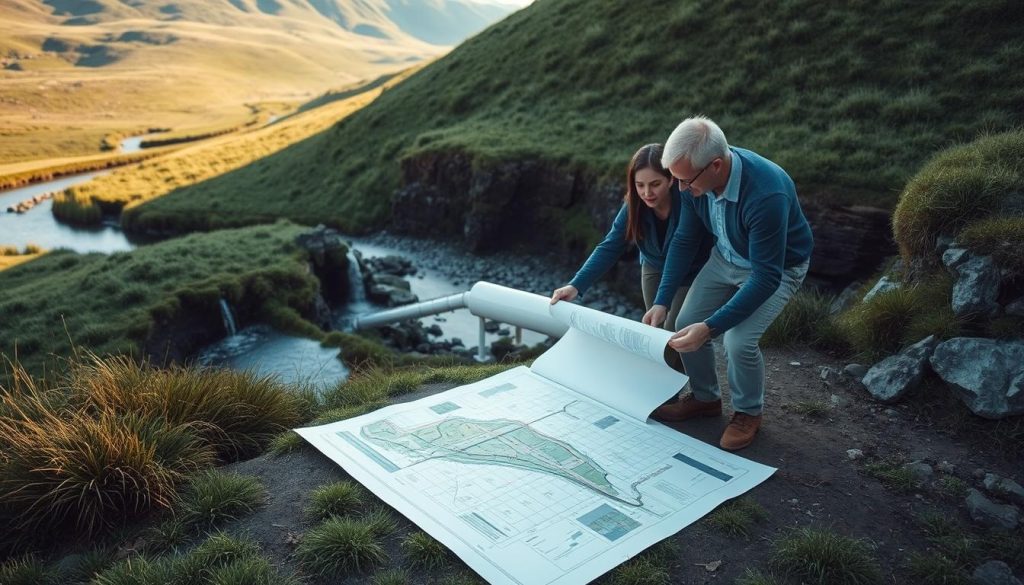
(391, 151, 895, 288)
(392, 152, 617, 253)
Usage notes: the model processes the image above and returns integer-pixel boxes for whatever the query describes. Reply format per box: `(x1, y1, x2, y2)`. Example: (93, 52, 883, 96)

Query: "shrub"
(297, 516, 388, 576)
(706, 497, 769, 537)
(0, 555, 56, 585)
(72, 355, 303, 460)
(893, 130, 1024, 263)
(401, 531, 451, 570)
(177, 470, 266, 527)
(769, 527, 883, 585)
(0, 396, 203, 541)
(306, 481, 368, 520)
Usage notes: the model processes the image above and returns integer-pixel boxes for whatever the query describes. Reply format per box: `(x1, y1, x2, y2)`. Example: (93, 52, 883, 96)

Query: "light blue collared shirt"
(709, 150, 752, 269)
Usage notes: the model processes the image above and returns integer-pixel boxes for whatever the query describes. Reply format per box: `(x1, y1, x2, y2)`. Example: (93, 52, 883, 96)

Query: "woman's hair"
(624, 143, 672, 243)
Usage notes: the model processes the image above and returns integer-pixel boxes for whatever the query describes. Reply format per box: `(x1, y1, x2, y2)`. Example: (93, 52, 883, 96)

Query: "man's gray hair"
(661, 115, 729, 169)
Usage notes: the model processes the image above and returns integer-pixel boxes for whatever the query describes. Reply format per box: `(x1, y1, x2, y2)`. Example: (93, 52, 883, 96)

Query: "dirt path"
(224, 347, 1023, 583)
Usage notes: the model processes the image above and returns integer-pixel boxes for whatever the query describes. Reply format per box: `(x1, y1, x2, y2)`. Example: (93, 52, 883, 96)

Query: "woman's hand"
(642, 304, 668, 327)
(550, 285, 579, 305)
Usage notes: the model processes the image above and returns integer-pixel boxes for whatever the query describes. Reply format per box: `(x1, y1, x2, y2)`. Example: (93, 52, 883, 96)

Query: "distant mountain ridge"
(15, 0, 517, 46)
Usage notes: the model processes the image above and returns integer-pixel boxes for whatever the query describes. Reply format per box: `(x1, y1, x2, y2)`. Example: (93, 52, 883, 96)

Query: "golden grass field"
(0, 0, 442, 166)
(53, 67, 419, 223)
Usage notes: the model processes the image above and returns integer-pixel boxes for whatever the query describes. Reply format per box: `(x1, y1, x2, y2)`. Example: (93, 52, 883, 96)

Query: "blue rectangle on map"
(479, 382, 516, 397)
(338, 431, 399, 472)
(593, 416, 619, 430)
(673, 453, 732, 481)
(577, 504, 640, 542)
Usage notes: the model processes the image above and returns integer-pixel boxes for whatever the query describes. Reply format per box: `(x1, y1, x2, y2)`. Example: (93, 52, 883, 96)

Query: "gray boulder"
(973, 560, 1022, 585)
(830, 280, 862, 315)
(1006, 295, 1024, 317)
(844, 363, 868, 378)
(862, 274, 900, 303)
(966, 488, 1020, 530)
(861, 336, 938, 403)
(946, 252, 1001, 317)
(931, 338, 1024, 418)
(370, 273, 412, 291)
(368, 284, 418, 307)
(984, 473, 1024, 507)
(942, 246, 970, 271)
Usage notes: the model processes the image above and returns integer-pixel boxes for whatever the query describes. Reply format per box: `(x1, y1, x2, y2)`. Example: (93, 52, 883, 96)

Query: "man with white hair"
(643, 115, 813, 450)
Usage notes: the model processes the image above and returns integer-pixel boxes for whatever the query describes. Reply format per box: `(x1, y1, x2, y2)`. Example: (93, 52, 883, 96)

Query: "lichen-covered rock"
(972, 560, 1022, 585)
(931, 338, 1024, 418)
(966, 488, 1020, 531)
(947, 253, 1001, 317)
(861, 336, 937, 403)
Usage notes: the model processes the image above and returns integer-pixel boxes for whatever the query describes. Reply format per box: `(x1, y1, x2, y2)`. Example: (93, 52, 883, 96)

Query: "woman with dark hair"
(550, 143, 711, 336)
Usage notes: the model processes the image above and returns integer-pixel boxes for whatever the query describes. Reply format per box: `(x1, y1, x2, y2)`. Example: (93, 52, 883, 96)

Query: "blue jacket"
(655, 147, 813, 333)
(570, 187, 711, 295)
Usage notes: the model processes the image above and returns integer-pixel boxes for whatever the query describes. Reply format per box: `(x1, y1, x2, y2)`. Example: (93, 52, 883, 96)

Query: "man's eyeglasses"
(677, 160, 714, 189)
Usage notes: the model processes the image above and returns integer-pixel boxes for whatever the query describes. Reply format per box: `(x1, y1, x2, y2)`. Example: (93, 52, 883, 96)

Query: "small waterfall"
(218, 298, 238, 337)
(346, 249, 367, 304)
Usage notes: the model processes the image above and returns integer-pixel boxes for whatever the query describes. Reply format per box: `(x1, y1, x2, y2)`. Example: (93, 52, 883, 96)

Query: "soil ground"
(220, 344, 1024, 584)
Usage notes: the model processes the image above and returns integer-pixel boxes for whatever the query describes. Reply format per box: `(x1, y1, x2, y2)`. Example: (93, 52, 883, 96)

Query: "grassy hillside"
(0, 223, 337, 377)
(120, 0, 1023, 235)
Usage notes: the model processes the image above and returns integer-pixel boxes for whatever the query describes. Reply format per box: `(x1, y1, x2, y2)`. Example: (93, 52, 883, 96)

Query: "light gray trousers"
(674, 247, 808, 415)
(641, 263, 688, 370)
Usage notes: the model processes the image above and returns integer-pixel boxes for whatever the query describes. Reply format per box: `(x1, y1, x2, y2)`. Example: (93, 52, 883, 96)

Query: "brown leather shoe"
(719, 412, 762, 451)
(652, 393, 722, 422)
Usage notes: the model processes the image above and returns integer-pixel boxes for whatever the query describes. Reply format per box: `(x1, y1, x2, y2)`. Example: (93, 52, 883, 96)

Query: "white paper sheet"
(297, 367, 776, 585)
(298, 284, 777, 584)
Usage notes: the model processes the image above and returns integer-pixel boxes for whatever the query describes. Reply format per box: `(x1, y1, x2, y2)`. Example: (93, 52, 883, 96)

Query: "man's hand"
(668, 322, 712, 352)
(642, 305, 668, 327)
(550, 285, 579, 305)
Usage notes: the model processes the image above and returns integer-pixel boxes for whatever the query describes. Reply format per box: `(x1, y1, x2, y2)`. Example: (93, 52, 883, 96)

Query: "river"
(2, 165, 568, 389)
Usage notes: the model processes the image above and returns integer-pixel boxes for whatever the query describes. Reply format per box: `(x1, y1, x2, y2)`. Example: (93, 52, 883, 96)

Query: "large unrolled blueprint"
(298, 283, 776, 584)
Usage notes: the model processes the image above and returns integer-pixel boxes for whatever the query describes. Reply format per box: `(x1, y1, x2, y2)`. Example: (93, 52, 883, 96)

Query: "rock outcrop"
(861, 335, 937, 403)
(930, 338, 1024, 419)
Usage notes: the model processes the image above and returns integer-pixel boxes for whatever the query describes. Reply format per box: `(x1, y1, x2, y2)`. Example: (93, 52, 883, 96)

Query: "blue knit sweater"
(654, 147, 813, 333)
(569, 187, 710, 296)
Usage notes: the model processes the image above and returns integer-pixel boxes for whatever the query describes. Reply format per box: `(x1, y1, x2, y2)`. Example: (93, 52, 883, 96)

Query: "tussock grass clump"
(836, 274, 962, 360)
(361, 507, 399, 538)
(893, 130, 1024, 264)
(70, 355, 303, 460)
(906, 551, 969, 585)
(769, 527, 883, 585)
(735, 569, 785, 585)
(297, 516, 388, 576)
(306, 481, 368, 521)
(91, 532, 298, 585)
(177, 470, 265, 527)
(762, 290, 844, 350)
(268, 431, 306, 455)
(401, 531, 451, 570)
(707, 497, 769, 538)
(862, 460, 921, 493)
(791, 400, 830, 418)
(371, 568, 411, 585)
(0, 555, 57, 585)
(0, 353, 299, 550)
(607, 556, 669, 584)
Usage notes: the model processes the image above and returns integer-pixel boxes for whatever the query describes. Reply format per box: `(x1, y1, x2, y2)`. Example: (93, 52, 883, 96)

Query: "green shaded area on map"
(360, 416, 636, 504)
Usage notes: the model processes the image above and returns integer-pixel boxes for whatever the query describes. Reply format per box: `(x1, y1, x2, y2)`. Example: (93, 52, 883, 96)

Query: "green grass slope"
(126, 0, 1024, 234)
(0, 222, 338, 377)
